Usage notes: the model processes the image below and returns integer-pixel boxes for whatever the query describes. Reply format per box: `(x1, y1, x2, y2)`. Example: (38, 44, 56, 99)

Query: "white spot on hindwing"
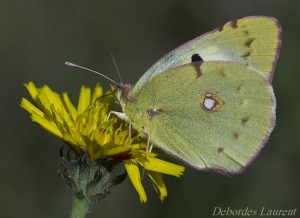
(204, 98, 216, 110)
(201, 92, 224, 112)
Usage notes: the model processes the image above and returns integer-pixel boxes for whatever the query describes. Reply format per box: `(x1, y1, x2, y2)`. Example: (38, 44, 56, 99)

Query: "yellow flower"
(21, 82, 185, 203)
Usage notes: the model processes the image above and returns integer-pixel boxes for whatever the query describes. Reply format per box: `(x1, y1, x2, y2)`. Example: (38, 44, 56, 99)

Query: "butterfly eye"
(191, 53, 203, 62)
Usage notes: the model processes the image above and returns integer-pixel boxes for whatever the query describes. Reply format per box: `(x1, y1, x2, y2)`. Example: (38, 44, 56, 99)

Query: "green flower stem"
(71, 196, 90, 218)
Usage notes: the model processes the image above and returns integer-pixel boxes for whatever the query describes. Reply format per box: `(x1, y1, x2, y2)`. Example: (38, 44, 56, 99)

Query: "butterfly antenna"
(65, 61, 118, 85)
(110, 52, 123, 84)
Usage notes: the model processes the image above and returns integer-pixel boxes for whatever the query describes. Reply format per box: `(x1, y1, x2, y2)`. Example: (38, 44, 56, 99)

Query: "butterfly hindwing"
(124, 62, 275, 173)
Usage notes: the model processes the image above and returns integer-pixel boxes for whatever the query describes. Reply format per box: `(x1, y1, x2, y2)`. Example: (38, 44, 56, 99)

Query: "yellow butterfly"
(73, 16, 282, 174)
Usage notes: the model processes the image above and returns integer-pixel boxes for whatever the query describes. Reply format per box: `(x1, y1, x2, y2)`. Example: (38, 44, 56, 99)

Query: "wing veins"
(156, 118, 208, 168)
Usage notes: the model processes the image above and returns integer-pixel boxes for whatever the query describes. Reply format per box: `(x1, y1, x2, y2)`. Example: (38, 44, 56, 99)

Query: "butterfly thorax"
(111, 83, 152, 135)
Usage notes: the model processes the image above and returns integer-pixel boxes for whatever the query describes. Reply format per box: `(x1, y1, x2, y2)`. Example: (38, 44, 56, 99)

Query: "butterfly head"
(111, 83, 134, 102)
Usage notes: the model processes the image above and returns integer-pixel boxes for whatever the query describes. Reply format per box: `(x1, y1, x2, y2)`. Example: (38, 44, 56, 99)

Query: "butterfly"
(107, 16, 281, 174)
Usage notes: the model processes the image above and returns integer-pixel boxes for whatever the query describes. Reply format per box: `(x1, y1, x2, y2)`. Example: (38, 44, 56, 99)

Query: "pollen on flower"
(21, 81, 185, 203)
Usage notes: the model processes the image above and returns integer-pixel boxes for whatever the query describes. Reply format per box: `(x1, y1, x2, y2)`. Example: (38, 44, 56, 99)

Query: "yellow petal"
(62, 92, 78, 121)
(147, 171, 167, 202)
(77, 86, 91, 113)
(138, 155, 185, 177)
(91, 83, 103, 103)
(94, 142, 130, 157)
(39, 85, 62, 108)
(124, 159, 147, 203)
(31, 113, 63, 138)
(20, 98, 44, 118)
(21, 97, 62, 138)
(24, 82, 39, 101)
(37, 86, 67, 122)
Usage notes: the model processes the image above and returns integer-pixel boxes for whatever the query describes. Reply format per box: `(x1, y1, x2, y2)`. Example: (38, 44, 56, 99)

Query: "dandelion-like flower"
(21, 82, 184, 204)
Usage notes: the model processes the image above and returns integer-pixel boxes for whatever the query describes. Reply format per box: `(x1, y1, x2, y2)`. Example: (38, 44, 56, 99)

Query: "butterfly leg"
(128, 121, 132, 145)
(106, 111, 130, 121)
(146, 141, 154, 154)
(141, 131, 153, 180)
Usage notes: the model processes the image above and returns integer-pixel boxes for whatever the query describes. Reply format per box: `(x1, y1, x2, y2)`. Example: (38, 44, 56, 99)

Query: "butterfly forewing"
(132, 16, 281, 97)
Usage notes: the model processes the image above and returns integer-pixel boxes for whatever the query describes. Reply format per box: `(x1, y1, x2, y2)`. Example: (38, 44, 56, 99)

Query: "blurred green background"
(1, 0, 299, 217)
